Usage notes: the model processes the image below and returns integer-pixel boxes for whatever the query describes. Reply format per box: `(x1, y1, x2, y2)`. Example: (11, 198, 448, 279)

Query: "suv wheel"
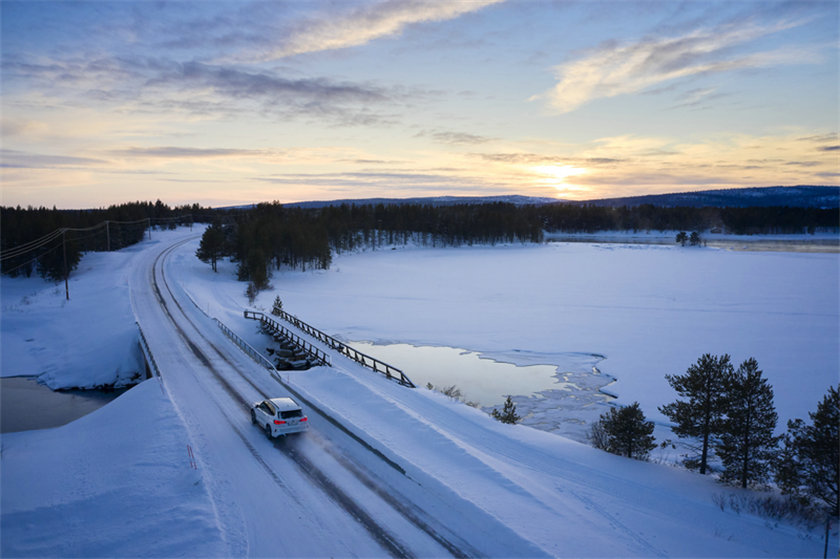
(264, 423, 273, 439)
(251, 409, 257, 424)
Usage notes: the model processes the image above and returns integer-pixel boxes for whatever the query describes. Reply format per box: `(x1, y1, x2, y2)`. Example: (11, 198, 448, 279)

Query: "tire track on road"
(156, 236, 480, 558)
(149, 237, 422, 559)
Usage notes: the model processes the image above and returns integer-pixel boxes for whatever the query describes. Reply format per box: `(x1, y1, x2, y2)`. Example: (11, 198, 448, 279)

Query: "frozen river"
(239, 239, 839, 441)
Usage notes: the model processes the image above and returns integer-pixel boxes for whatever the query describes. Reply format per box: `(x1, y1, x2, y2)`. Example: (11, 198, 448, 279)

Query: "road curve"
(132, 230, 467, 557)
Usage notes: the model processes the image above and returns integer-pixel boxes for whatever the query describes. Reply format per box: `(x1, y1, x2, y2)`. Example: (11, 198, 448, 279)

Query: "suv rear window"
(280, 409, 302, 419)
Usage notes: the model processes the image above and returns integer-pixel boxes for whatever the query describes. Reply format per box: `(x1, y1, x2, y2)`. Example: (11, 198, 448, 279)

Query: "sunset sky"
(1, 0, 838, 209)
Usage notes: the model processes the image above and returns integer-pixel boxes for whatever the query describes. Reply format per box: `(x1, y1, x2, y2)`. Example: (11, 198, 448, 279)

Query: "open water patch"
(350, 341, 615, 441)
(0, 376, 128, 433)
(349, 341, 563, 406)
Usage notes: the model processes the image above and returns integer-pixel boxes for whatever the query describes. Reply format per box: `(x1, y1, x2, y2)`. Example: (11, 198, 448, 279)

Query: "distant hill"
(575, 186, 839, 209)
(285, 194, 557, 209)
(259, 186, 839, 210)
(246, 186, 840, 209)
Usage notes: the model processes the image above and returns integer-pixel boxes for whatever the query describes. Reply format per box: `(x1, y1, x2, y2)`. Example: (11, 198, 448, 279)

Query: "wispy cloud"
(417, 129, 494, 145)
(0, 148, 106, 169)
(2, 54, 399, 124)
(265, 0, 503, 59)
(534, 18, 816, 113)
(109, 146, 269, 159)
(474, 152, 624, 166)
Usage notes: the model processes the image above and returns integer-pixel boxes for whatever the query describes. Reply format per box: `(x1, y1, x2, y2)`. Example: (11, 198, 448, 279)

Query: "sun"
(530, 164, 589, 198)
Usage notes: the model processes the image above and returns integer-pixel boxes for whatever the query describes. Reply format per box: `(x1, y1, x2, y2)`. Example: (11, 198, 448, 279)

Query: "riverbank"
(545, 231, 840, 252)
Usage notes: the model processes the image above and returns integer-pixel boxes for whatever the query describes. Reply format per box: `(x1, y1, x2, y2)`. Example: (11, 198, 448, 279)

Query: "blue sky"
(1, 0, 837, 208)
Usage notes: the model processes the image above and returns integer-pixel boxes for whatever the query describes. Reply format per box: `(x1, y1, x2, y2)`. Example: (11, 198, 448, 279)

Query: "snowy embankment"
(1, 247, 144, 389)
(1, 227, 837, 557)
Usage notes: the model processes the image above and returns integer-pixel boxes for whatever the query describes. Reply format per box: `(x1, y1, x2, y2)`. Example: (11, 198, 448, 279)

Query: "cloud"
(3, 53, 398, 124)
(109, 146, 268, 159)
(798, 133, 838, 144)
(170, 61, 386, 103)
(418, 129, 494, 145)
(266, 0, 504, 59)
(474, 152, 624, 166)
(1, 119, 49, 138)
(534, 18, 816, 113)
(0, 148, 105, 169)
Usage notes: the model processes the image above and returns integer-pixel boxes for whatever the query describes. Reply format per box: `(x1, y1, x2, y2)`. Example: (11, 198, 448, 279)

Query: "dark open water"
(0, 376, 127, 433)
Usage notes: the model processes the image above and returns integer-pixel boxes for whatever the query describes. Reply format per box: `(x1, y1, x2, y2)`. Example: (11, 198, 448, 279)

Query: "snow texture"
(1, 226, 837, 557)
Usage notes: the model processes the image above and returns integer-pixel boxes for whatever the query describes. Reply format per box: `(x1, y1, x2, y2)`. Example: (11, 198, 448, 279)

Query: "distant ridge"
(237, 186, 839, 211)
(574, 185, 840, 209)
(285, 194, 557, 209)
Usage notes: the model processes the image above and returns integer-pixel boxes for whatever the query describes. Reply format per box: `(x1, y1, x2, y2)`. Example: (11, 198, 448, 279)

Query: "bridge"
(244, 309, 415, 388)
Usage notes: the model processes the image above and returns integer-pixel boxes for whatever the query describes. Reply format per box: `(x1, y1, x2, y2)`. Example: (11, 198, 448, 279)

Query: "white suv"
(251, 397, 309, 438)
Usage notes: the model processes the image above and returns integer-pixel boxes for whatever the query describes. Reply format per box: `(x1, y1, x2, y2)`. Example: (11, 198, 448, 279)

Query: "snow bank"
(0, 378, 228, 557)
(1, 248, 144, 389)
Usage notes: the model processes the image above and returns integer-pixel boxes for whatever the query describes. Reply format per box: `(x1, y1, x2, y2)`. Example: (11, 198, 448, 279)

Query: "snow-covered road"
(130, 232, 491, 556)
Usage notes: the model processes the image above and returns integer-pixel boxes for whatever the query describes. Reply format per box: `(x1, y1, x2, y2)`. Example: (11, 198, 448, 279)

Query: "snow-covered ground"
(1, 226, 837, 557)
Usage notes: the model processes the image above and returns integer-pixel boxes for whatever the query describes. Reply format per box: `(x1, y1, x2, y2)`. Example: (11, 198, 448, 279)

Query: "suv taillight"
(274, 420, 286, 425)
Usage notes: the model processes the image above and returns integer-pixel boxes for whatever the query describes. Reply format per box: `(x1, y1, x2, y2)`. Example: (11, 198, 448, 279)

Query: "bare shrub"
(588, 421, 609, 451)
(711, 491, 826, 530)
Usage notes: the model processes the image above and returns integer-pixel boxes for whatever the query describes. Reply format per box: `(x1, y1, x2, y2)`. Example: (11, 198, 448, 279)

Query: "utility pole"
(147, 218, 152, 240)
(105, 220, 111, 251)
(824, 516, 830, 559)
(62, 229, 69, 300)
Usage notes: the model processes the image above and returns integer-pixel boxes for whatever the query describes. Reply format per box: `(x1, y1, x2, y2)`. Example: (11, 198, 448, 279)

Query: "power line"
(0, 229, 65, 261)
(0, 214, 192, 262)
(0, 239, 63, 275)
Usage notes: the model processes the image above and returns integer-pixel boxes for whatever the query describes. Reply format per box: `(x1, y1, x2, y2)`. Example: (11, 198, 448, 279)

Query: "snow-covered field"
(1, 226, 838, 557)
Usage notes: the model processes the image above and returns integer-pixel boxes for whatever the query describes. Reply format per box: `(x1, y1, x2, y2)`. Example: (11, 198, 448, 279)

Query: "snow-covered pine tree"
(492, 396, 520, 424)
(271, 296, 284, 317)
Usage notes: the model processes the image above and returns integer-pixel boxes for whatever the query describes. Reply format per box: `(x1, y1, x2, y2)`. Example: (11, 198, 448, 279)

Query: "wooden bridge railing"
(242, 311, 330, 367)
(244, 310, 415, 388)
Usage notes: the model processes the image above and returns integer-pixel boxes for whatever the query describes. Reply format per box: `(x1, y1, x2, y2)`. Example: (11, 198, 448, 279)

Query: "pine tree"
(245, 282, 258, 305)
(37, 234, 82, 282)
(659, 353, 734, 474)
(271, 295, 284, 317)
(491, 396, 520, 424)
(689, 231, 702, 246)
(592, 402, 656, 460)
(716, 358, 778, 488)
(775, 385, 839, 515)
(196, 222, 226, 272)
(237, 247, 269, 290)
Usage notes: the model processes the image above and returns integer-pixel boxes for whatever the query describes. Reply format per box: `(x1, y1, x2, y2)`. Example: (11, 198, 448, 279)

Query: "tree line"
(0, 201, 197, 281)
(540, 204, 837, 234)
(196, 201, 544, 291)
(5, 199, 836, 284)
(589, 353, 838, 517)
(195, 201, 838, 293)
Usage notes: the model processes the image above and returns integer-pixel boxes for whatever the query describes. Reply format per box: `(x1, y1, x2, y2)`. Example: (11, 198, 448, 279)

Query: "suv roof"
(268, 397, 301, 413)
